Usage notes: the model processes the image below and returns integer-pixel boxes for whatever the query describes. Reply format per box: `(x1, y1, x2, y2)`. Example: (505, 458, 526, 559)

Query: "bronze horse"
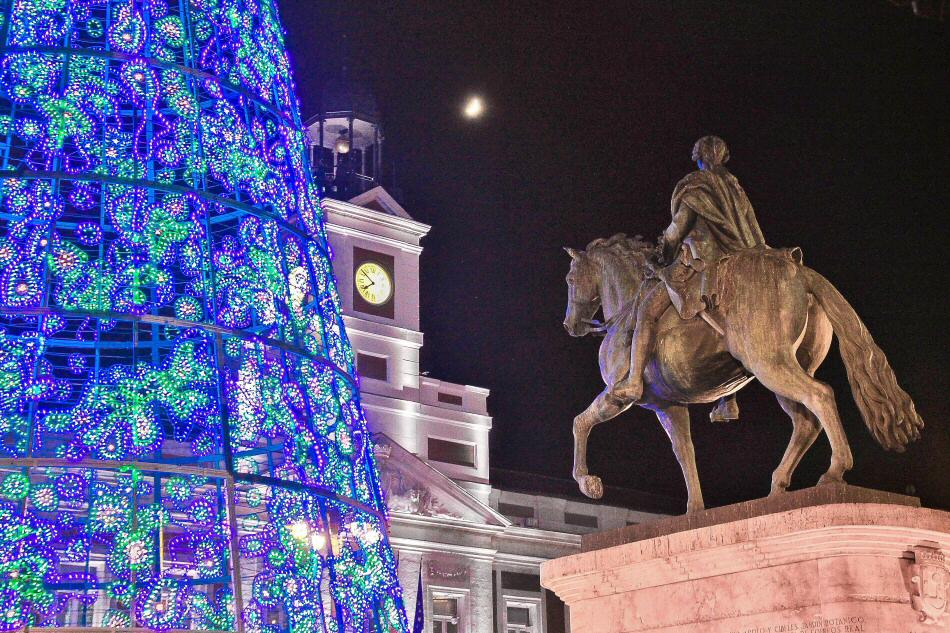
(563, 234, 922, 511)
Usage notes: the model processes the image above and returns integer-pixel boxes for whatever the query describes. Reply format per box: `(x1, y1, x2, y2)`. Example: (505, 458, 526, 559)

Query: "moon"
(463, 96, 484, 119)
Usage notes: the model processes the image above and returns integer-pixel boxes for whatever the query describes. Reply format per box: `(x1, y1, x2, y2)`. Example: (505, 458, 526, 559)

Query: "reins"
(582, 261, 655, 338)
(580, 317, 608, 335)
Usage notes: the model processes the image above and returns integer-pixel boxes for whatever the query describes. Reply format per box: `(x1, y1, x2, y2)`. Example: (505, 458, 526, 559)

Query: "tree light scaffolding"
(0, 0, 407, 631)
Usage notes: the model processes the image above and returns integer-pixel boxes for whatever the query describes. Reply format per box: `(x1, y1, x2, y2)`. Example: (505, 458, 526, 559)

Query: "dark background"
(279, 1, 949, 510)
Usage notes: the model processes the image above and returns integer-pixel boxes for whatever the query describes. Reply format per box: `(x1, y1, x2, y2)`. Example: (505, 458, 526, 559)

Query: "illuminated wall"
(0, 0, 406, 631)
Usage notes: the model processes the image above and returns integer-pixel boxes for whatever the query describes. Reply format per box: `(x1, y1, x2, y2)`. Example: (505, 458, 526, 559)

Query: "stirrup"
(710, 397, 739, 423)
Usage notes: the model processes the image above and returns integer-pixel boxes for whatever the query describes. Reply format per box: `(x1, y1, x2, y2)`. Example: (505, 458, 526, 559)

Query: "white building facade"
(314, 182, 673, 633)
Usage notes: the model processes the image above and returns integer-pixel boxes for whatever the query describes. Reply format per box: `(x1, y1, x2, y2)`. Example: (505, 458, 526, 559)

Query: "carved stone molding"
(542, 501, 950, 633)
(903, 542, 949, 625)
(376, 446, 462, 519)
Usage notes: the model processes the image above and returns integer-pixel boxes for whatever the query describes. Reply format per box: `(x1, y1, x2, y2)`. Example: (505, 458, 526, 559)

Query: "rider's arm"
(660, 207, 697, 263)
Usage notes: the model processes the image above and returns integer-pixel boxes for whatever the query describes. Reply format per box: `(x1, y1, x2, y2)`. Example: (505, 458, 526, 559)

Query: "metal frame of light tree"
(0, 0, 407, 631)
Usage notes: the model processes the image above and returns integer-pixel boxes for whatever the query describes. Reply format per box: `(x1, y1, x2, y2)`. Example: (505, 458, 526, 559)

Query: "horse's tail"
(802, 267, 923, 451)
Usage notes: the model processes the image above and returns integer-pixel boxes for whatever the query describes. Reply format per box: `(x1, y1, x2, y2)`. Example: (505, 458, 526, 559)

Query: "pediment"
(348, 186, 412, 220)
(373, 433, 508, 526)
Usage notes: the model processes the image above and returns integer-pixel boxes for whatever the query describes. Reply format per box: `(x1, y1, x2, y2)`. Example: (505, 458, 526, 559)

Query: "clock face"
(354, 262, 393, 306)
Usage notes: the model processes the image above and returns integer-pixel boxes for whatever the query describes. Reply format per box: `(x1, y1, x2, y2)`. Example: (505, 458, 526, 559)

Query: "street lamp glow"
(309, 532, 327, 551)
(334, 130, 350, 154)
(289, 521, 310, 540)
(463, 96, 484, 119)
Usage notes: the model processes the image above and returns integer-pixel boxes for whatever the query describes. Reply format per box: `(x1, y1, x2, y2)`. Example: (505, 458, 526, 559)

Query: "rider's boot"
(611, 284, 671, 403)
(710, 394, 740, 423)
(610, 317, 656, 403)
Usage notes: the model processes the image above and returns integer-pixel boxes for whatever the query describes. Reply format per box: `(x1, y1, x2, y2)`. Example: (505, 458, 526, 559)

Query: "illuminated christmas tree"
(0, 0, 407, 631)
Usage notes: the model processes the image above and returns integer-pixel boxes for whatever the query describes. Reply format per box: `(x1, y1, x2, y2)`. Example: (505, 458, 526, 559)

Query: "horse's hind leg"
(766, 293, 834, 495)
(770, 396, 821, 495)
(751, 358, 854, 486)
(573, 391, 629, 499)
(654, 404, 704, 513)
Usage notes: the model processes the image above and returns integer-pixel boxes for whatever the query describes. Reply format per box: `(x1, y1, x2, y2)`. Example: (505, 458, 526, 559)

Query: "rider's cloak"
(671, 168, 766, 253)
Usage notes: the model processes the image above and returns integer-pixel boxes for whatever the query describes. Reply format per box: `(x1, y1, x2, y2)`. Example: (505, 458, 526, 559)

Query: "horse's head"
(563, 233, 654, 337)
(563, 246, 601, 337)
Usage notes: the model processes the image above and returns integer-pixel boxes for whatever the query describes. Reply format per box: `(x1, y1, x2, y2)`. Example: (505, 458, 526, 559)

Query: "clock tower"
(315, 185, 494, 503)
(308, 85, 494, 501)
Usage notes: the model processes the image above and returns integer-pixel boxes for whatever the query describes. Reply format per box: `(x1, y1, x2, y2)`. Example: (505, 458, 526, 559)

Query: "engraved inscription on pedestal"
(729, 615, 870, 633)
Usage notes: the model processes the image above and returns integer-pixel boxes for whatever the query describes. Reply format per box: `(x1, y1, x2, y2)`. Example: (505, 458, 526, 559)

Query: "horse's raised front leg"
(770, 395, 821, 496)
(573, 390, 628, 499)
(654, 404, 704, 513)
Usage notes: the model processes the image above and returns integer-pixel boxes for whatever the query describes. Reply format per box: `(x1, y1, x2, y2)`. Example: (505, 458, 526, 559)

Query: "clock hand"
(356, 272, 374, 287)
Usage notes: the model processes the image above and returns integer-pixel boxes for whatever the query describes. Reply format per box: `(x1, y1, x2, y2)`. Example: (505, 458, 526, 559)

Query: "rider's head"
(692, 136, 729, 170)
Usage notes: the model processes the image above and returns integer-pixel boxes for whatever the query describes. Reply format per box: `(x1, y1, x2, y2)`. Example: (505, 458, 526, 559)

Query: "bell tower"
(307, 78, 493, 504)
(307, 65, 384, 200)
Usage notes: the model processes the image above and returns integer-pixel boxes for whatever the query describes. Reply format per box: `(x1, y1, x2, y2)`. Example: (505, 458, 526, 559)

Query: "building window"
(564, 511, 599, 528)
(427, 437, 475, 467)
(497, 503, 534, 519)
(500, 572, 540, 592)
(357, 353, 388, 381)
(432, 595, 460, 633)
(437, 391, 464, 406)
(498, 503, 536, 527)
(350, 148, 364, 175)
(504, 602, 538, 633)
(315, 146, 334, 175)
(365, 144, 376, 178)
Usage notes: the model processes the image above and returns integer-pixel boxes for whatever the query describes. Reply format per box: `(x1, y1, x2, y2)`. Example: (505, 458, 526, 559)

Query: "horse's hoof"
(685, 504, 705, 515)
(817, 473, 845, 486)
(769, 478, 789, 496)
(578, 475, 604, 499)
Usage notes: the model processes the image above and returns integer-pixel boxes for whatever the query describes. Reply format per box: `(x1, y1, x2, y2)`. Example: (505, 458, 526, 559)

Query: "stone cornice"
(323, 198, 430, 239)
(541, 502, 950, 605)
(361, 395, 493, 430)
(325, 220, 425, 254)
(342, 315, 424, 347)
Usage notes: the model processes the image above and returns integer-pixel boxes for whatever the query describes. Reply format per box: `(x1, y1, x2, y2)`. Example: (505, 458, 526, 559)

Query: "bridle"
(567, 283, 608, 336)
(566, 241, 650, 338)
(566, 250, 624, 337)
(580, 316, 608, 335)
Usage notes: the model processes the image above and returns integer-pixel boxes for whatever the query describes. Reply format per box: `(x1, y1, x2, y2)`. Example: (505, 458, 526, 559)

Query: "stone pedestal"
(541, 486, 950, 632)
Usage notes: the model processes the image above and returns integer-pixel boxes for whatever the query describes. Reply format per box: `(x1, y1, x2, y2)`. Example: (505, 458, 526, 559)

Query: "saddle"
(655, 244, 804, 322)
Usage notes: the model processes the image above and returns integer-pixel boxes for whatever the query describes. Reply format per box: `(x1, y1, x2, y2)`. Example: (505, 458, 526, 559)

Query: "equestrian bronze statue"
(562, 137, 923, 512)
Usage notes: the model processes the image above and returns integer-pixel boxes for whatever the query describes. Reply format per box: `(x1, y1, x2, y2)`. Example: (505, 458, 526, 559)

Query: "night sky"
(278, 2, 949, 511)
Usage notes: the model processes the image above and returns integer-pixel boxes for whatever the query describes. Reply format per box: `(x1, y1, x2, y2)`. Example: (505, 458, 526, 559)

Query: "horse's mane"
(585, 233, 654, 269)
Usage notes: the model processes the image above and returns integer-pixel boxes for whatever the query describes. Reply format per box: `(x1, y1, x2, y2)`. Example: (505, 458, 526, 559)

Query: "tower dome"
(307, 69, 384, 201)
(321, 72, 380, 120)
